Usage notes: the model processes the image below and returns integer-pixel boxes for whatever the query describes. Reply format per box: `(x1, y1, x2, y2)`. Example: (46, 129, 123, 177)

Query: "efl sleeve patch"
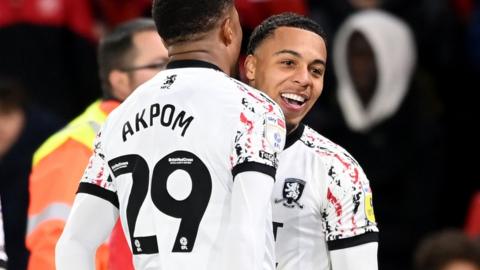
(264, 114, 286, 153)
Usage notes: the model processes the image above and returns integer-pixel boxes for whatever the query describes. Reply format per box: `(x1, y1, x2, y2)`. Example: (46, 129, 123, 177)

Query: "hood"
(333, 9, 416, 132)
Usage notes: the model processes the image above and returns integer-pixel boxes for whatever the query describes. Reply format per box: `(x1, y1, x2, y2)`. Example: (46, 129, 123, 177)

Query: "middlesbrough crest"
(275, 178, 306, 209)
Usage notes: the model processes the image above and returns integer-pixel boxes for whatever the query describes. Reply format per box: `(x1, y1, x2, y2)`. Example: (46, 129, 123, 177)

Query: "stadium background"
(0, 0, 479, 269)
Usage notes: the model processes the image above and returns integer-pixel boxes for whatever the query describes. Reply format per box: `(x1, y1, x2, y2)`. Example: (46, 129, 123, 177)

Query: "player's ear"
(244, 54, 257, 82)
(160, 38, 170, 53)
(109, 70, 130, 101)
(221, 16, 234, 46)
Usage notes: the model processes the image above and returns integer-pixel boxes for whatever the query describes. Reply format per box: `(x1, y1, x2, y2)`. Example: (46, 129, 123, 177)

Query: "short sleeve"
(77, 130, 119, 208)
(231, 93, 286, 180)
(321, 152, 379, 250)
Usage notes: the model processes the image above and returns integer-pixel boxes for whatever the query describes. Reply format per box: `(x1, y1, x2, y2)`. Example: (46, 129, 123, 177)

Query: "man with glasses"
(26, 18, 168, 270)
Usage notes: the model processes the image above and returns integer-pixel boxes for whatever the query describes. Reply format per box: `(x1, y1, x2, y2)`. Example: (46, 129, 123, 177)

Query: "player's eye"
(280, 59, 295, 67)
(310, 67, 324, 77)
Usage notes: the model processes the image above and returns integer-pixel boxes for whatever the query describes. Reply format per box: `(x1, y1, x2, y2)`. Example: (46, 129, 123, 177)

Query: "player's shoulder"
(158, 66, 233, 90)
(299, 125, 361, 169)
(231, 78, 284, 117)
(298, 125, 345, 155)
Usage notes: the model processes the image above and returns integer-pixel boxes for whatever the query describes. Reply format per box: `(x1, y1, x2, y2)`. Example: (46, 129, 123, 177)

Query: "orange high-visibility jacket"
(26, 100, 121, 270)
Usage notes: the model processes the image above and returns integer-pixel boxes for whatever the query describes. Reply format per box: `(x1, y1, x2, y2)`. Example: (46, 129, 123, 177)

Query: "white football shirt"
(272, 124, 378, 270)
(77, 60, 286, 269)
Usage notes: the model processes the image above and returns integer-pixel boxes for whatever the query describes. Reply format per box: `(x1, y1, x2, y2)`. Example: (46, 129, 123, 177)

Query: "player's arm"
(56, 131, 119, 270)
(55, 194, 118, 270)
(322, 153, 379, 270)
(227, 171, 276, 270)
(227, 96, 286, 270)
(330, 242, 378, 270)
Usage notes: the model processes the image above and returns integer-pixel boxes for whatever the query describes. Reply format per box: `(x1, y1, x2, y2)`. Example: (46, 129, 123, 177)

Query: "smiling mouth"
(281, 93, 307, 108)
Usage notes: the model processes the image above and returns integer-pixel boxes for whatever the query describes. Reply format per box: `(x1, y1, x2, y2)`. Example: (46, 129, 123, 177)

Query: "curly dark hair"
(246, 12, 327, 55)
(152, 0, 234, 45)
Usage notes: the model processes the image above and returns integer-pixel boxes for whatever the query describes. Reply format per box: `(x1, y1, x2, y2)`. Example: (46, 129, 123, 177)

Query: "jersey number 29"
(108, 151, 212, 254)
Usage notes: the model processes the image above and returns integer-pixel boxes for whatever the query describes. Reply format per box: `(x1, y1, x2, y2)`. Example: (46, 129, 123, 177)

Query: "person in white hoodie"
(320, 9, 446, 270)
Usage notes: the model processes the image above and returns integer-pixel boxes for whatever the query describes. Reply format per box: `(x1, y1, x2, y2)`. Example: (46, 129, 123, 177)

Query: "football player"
(55, 1, 286, 270)
(244, 13, 379, 270)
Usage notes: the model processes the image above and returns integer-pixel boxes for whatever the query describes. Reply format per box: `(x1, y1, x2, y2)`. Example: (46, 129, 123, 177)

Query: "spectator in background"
(26, 18, 168, 270)
(304, 0, 383, 115)
(414, 229, 480, 270)
(0, 78, 63, 270)
(0, 80, 26, 161)
(314, 10, 446, 270)
(0, 0, 100, 120)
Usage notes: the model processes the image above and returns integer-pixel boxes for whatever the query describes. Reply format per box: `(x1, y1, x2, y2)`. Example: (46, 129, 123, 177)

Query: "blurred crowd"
(0, 0, 479, 270)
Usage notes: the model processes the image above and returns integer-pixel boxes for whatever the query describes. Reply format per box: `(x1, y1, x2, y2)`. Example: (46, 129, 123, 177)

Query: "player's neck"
(287, 123, 299, 135)
(168, 39, 232, 76)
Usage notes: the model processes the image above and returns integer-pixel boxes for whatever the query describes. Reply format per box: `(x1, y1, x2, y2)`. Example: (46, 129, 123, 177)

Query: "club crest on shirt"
(161, 74, 177, 89)
(275, 178, 306, 209)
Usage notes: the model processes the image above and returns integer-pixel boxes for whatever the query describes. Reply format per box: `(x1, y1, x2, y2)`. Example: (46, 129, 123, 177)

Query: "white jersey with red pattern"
(77, 60, 286, 270)
(272, 124, 378, 270)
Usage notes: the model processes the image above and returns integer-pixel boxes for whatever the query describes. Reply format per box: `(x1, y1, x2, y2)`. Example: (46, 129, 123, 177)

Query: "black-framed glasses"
(120, 62, 166, 72)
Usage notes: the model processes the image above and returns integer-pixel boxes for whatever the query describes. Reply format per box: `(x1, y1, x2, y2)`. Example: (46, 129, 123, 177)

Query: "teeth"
(281, 93, 305, 103)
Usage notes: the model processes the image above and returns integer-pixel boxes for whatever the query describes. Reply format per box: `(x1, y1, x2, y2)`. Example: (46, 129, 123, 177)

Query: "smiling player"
(244, 13, 379, 270)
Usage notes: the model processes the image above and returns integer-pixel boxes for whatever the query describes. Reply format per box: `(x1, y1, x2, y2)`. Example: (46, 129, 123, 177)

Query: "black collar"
(284, 123, 305, 150)
(167, 60, 222, 72)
